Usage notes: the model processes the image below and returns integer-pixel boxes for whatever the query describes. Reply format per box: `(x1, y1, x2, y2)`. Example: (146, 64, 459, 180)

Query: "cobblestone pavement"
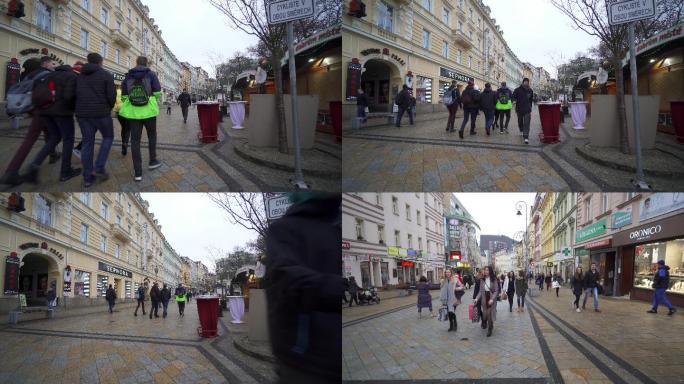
(0, 300, 277, 384)
(0, 108, 340, 192)
(343, 286, 683, 383)
(343, 108, 684, 192)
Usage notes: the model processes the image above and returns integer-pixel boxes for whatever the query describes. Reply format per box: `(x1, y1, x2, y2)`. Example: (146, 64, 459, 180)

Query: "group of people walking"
(0, 54, 194, 187)
(103, 282, 189, 318)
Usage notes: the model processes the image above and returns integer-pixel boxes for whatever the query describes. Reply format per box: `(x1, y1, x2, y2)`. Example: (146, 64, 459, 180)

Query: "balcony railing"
(111, 223, 131, 243)
(453, 30, 473, 49)
(111, 29, 131, 48)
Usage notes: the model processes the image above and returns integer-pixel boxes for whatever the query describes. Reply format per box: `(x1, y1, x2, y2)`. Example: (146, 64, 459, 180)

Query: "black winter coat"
(75, 63, 116, 118)
(461, 87, 481, 110)
(571, 275, 584, 295)
(149, 285, 160, 302)
(356, 93, 369, 107)
(39, 65, 77, 117)
(479, 89, 496, 111)
(395, 89, 411, 109)
(160, 287, 171, 303)
(106, 287, 116, 302)
(513, 85, 534, 115)
(177, 92, 191, 108)
(472, 278, 481, 300)
(265, 194, 341, 380)
(583, 270, 600, 289)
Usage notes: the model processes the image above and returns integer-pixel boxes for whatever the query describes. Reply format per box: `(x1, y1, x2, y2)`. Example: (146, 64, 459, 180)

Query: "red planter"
(671, 101, 684, 144)
(538, 103, 561, 144)
(197, 102, 220, 143)
(196, 296, 219, 337)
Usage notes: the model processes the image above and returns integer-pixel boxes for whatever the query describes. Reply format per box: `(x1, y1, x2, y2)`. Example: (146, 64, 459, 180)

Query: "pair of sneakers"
(134, 160, 162, 181)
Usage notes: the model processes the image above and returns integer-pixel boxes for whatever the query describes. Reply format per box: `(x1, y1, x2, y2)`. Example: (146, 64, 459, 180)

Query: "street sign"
(267, 0, 315, 24)
(266, 194, 292, 221)
(608, 0, 656, 26)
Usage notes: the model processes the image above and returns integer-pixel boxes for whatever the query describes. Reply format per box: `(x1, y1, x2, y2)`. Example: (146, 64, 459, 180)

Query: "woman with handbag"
(503, 271, 515, 312)
(416, 276, 433, 318)
(440, 269, 465, 332)
(474, 266, 499, 337)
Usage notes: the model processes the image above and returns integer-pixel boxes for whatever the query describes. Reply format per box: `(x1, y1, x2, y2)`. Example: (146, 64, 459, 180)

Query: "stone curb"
(232, 334, 277, 364)
(232, 140, 341, 179)
(575, 144, 684, 178)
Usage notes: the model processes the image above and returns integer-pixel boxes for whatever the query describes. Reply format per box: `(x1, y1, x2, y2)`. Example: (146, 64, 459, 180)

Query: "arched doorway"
(361, 59, 400, 112)
(19, 253, 60, 306)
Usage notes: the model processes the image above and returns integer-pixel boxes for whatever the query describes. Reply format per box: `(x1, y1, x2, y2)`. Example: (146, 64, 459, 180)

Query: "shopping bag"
(438, 306, 449, 322)
(392, 103, 399, 113)
(468, 303, 474, 321)
(472, 304, 481, 323)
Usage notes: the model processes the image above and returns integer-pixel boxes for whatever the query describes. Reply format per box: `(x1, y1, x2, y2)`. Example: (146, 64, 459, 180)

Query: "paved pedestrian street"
(0, 108, 340, 192)
(342, 287, 684, 383)
(0, 300, 278, 384)
(342, 109, 684, 192)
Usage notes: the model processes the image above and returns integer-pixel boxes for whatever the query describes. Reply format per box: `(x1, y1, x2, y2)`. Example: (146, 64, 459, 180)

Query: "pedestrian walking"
(114, 84, 130, 156)
(571, 267, 584, 312)
(177, 88, 192, 124)
(134, 284, 146, 316)
(23, 62, 82, 184)
(545, 273, 552, 291)
(356, 88, 369, 123)
(515, 270, 528, 312)
(164, 100, 172, 115)
(160, 283, 171, 318)
(444, 80, 461, 132)
(46, 282, 57, 311)
(495, 82, 513, 133)
(582, 262, 601, 312)
(458, 80, 481, 139)
(348, 276, 360, 307)
(472, 269, 486, 329)
(175, 283, 187, 317)
(342, 277, 350, 304)
(409, 95, 417, 118)
(440, 269, 465, 332)
(553, 273, 563, 297)
(474, 266, 499, 337)
(106, 284, 116, 313)
(149, 282, 160, 319)
(417, 276, 434, 318)
(75, 52, 116, 188)
(394, 85, 413, 127)
(119, 56, 163, 182)
(504, 271, 515, 312)
(647, 260, 677, 315)
(479, 83, 496, 136)
(512, 78, 535, 144)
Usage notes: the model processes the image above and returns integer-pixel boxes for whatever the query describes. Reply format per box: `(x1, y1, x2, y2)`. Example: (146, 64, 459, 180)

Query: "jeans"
(652, 288, 673, 310)
(395, 107, 413, 126)
(118, 114, 130, 148)
(162, 301, 169, 317)
(447, 105, 458, 131)
(134, 300, 146, 315)
(460, 108, 478, 132)
(181, 106, 189, 121)
(31, 116, 75, 176)
(128, 117, 158, 176)
(517, 112, 531, 139)
(483, 109, 495, 132)
(582, 287, 599, 309)
(497, 109, 511, 129)
(517, 293, 526, 308)
(4, 113, 49, 174)
(78, 116, 114, 183)
(150, 300, 159, 317)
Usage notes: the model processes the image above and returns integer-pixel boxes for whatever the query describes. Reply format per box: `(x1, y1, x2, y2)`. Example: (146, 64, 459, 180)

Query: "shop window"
(376, 1, 393, 32)
(35, 194, 52, 226)
(415, 76, 432, 104)
(74, 270, 90, 297)
(125, 281, 131, 298)
(633, 239, 684, 293)
(36, 1, 52, 33)
(97, 275, 109, 297)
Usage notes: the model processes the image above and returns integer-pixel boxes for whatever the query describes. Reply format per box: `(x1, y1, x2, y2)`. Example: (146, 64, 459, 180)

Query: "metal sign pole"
(287, 21, 308, 190)
(628, 22, 649, 190)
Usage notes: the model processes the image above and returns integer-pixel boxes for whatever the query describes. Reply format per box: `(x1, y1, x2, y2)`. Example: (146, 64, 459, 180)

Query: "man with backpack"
(119, 56, 163, 181)
(75, 53, 116, 188)
(0, 56, 58, 186)
(134, 283, 146, 316)
(177, 89, 192, 124)
(23, 62, 82, 184)
(394, 84, 413, 128)
(495, 82, 513, 133)
(512, 78, 535, 144)
(444, 80, 461, 133)
(459, 80, 480, 139)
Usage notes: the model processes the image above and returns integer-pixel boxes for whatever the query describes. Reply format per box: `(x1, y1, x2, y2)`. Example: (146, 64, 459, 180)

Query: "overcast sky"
(143, 0, 259, 75)
(454, 193, 536, 240)
(141, 193, 258, 271)
(485, 0, 600, 77)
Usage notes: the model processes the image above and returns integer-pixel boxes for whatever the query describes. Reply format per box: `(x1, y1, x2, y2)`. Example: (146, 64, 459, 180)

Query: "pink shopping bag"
(468, 303, 474, 321)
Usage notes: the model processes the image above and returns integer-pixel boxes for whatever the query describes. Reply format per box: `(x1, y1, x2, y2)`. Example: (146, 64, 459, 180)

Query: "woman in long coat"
(440, 269, 465, 332)
(416, 276, 433, 318)
(474, 266, 499, 337)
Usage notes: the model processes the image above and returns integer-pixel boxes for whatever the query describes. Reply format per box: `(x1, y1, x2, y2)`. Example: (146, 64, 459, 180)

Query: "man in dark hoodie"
(119, 56, 163, 182)
(647, 260, 676, 315)
(444, 80, 461, 133)
(265, 193, 340, 383)
(512, 78, 535, 144)
(459, 80, 480, 139)
(75, 53, 116, 188)
(177, 88, 192, 124)
(394, 84, 413, 128)
(479, 83, 496, 136)
(24, 63, 82, 184)
(149, 282, 160, 319)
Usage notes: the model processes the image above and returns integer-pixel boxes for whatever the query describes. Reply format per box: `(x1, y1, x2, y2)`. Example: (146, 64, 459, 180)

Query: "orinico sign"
(629, 225, 662, 242)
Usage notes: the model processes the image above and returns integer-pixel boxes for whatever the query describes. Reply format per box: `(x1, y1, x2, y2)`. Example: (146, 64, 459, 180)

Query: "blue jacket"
(653, 266, 670, 289)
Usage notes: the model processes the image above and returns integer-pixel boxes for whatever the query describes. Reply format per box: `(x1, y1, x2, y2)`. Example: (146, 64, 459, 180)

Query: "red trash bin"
(538, 102, 561, 144)
(671, 101, 684, 144)
(196, 102, 220, 143)
(196, 296, 219, 337)
(329, 101, 342, 144)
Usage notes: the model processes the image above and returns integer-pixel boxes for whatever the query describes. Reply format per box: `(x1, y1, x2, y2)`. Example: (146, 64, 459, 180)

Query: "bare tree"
(207, 193, 268, 238)
(551, 0, 680, 154)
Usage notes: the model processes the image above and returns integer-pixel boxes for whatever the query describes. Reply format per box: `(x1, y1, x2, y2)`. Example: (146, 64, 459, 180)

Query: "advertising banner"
(612, 206, 633, 228)
(4, 253, 20, 295)
(576, 218, 607, 243)
(639, 193, 684, 222)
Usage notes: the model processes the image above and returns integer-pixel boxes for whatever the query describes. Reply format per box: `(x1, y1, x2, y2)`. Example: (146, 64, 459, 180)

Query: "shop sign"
(574, 248, 589, 256)
(387, 246, 399, 257)
(613, 213, 684, 246)
(360, 48, 406, 66)
(346, 60, 362, 100)
(63, 266, 72, 297)
(546, 261, 554, 267)
(576, 218, 607, 243)
(294, 24, 341, 55)
(398, 248, 407, 257)
(638, 193, 684, 222)
(450, 250, 461, 261)
(407, 248, 421, 257)
(400, 261, 414, 267)
(110, 71, 126, 82)
(439, 67, 474, 83)
(584, 238, 612, 249)
(98, 262, 132, 278)
(19, 48, 64, 65)
(342, 241, 351, 250)
(19, 242, 64, 260)
(4, 252, 20, 295)
(612, 206, 632, 228)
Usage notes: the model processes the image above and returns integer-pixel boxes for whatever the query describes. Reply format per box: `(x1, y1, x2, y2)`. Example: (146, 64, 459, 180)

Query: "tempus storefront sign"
(576, 218, 607, 243)
(98, 262, 132, 278)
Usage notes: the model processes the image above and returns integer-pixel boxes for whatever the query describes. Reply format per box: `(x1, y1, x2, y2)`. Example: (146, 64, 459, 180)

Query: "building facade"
(522, 62, 535, 87)
(161, 237, 182, 289)
(529, 193, 543, 274)
(444, 194, 479, 271)
(504, 43, 524, 88)
(551, 192, 576, 282)
(540, 192, 555, 275)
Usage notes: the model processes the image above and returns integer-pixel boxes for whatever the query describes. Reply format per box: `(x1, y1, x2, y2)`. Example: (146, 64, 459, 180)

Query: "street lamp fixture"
(515, 201, 529, 275)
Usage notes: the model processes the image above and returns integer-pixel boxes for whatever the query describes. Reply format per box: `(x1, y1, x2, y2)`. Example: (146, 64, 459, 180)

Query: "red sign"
(346, 61, 362, 100)
(584, 239, 611, 249)
(342, 241, 351, 250)
(400, 261, 414, 267)
(4, 252, 20, 295)
(450, 251, 462, 261)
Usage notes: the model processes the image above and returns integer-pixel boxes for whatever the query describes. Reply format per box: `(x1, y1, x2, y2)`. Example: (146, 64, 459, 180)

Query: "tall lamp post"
(515, 201, 529, 276)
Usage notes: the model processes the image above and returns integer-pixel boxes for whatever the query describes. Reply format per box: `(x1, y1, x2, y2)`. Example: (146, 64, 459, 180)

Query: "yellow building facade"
(0, 192, 168, 313)
(540, 192, 555, 273)
(0, 0, 180, 108)
(342, 0, 508, 120)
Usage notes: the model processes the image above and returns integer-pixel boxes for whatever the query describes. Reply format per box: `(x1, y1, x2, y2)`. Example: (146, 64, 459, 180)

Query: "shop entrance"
(19, 253, 58, 306)
(372, 261, 381, 288)
(361, 59, 393, 112)
(380, 262, 389, 287)
(397, 266, 405, 285)
(360, 261, 371, 288)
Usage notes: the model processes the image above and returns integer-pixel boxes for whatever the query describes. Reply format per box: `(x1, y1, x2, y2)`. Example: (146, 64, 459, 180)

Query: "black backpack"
(126, 77, 152, 106)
